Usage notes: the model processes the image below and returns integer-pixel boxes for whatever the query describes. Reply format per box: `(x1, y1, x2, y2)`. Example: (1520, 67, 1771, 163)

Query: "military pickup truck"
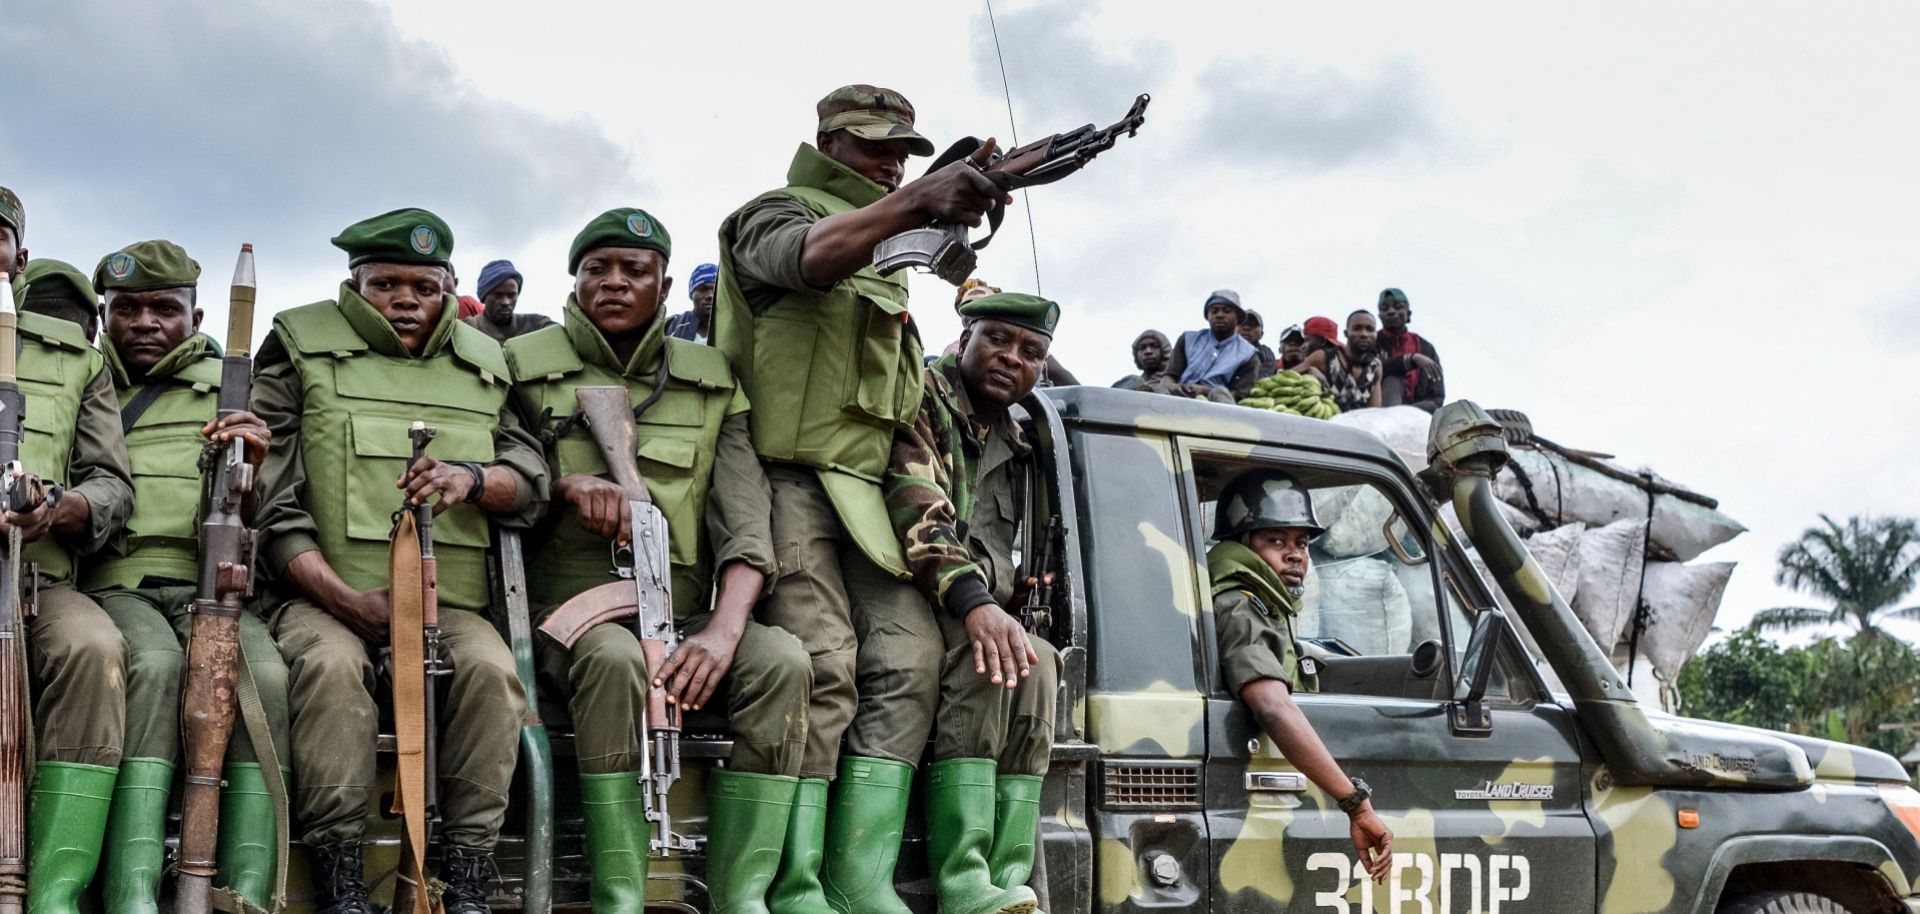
(340, 391, 1920, 914)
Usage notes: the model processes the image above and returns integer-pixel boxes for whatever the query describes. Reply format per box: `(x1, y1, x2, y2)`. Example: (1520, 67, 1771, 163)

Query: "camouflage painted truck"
(310, 391, 1920, 914)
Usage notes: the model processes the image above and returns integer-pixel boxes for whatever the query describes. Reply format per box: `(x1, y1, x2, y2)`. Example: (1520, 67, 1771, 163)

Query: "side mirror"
(1382, 510, 1429, 566)
(1449, 608, 1508, 737)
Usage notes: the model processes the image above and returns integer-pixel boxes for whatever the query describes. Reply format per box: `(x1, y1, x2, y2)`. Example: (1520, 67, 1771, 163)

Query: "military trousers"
(97, 583, 291, 765)
(759, 465, 943, 779)
(28, 583, 125, 767)
(535, 612, 811, 776)
(272, 599, 525, 850)
(934, 611, 1061, 775)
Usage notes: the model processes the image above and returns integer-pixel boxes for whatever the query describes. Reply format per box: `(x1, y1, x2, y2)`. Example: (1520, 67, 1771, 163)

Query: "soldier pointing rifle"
(80, 239, 289, 912)
(252, 208, 543, 914)
(714, 84, 1010, 914)
(0, 185, 138, 914)
(503, 208, 811, 914)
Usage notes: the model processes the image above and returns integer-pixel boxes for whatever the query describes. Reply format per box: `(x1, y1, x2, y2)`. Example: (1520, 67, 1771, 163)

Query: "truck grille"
(1100, 761, 1201, 809)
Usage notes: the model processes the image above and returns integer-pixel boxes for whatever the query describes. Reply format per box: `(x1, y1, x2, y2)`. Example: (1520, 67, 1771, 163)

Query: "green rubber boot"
(707, 770, 798, 914)
(26, 761, 118, 914)
(928, 759, 1037, 914)
(768, 777, 829, 914)
(581, 771, 649, 914)
(101, 757, 174, 913)
(988, 775, 1045, 890)
(215, 764, 287, 910)
(821, 756, 915, 914)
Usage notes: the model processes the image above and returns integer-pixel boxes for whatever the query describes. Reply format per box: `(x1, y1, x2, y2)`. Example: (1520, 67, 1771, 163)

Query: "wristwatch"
(1336, 778, 1372, 814)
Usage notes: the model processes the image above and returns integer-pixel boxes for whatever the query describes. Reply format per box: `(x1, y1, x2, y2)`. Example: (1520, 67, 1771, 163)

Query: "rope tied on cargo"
(1624, 473, 1656, 687)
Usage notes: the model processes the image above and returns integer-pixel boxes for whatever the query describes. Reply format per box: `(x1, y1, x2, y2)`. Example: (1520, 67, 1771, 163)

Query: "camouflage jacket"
(885, 354, 1029, 618)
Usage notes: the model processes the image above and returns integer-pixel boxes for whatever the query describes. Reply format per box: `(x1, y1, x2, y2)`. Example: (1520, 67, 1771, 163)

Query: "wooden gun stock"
(573, 386, 650, 503)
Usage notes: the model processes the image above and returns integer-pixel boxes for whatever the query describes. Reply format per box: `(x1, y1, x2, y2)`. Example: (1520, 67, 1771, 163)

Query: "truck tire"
(1717, 891, 1852, 914)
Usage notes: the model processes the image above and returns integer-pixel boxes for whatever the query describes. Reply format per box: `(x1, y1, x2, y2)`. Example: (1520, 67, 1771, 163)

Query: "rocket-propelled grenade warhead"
(227, 244, 256, 358)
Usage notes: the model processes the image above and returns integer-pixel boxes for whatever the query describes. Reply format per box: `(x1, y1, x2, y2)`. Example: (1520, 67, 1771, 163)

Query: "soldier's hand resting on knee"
(964, 604, 1037, 689)
(555, 474, 634, 545)
(656, 624, 739, 712)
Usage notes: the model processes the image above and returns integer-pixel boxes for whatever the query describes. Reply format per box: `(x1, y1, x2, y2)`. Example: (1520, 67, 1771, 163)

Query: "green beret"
(19, 258, 98, 310)
(94, 239, 200, 294)
(331, 207, 454, 268)
(0, 186, 22, 241)
(568, 208, 671, 275)
(958, 291, 1059, 338)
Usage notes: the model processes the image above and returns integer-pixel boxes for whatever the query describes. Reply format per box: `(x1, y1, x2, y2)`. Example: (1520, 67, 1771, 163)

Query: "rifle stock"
(391, 422, 443, 914)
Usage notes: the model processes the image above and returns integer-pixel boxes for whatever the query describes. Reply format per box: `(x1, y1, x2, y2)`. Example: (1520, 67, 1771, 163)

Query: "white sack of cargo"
(1569, 519, 1648, 648)
(1494, 448, 1744, 562)
(1636, 561, 1735, 682)
(1298, 557, 1413, 655)
(1314, 484, 1397, 558)
(1329, 406, 1433, 474)
(1466, 523, 1583, 657)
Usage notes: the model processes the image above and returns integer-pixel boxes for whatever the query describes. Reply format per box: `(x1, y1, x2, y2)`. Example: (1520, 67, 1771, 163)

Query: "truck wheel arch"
(1691, 835, 1909, 914)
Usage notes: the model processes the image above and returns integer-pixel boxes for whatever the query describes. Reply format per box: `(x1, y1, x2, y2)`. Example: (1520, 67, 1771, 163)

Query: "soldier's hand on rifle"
(655, 621, 742, 712)
(203, 411, 272, 468)
(1010, 572, 1055, 608)
(398, 455, 476, 516)
(1349, 805, 1393, 884)
(903, 141, 1011, 228)
(556, 474, 633, 544)
(0, 497, 55, 545)
(964, 604, 1037, 690)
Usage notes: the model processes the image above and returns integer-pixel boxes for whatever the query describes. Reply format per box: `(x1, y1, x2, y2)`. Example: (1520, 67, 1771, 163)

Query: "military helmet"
(1213, 470, 1323, 540)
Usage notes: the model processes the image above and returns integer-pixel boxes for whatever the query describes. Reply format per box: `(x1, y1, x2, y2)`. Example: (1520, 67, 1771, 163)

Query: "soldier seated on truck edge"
(1206, 469, 1394, 884)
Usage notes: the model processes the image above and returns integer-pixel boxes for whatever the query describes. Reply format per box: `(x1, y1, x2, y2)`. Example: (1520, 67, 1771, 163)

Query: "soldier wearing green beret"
(503, 208, 812, 914)
(79, 239, 291, 912)
(16, 258, 100, 342)
(713, 84, 1013, 914)
(0, 185, 140, 914)
(252, 208, 544, 913)
(884, 293, 1064, 914)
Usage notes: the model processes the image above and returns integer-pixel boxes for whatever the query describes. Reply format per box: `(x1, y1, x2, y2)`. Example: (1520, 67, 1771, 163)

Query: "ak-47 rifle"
(872, 93, 1151, 285)
(537, 386, 695, 855)
(0, 270, 53, 914)
(1021, 514, 1066, 635)
(391, 422, 445, 914)
(175, 245, 264, 914)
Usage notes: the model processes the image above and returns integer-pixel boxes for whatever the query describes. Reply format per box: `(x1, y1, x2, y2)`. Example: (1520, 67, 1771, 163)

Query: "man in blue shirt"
(1167, 289, 1260, 399)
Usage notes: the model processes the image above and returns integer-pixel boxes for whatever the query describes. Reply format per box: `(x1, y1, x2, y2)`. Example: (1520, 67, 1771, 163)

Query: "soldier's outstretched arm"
(1241, 679, 1393, 882)
(796, 159, 1008, 288)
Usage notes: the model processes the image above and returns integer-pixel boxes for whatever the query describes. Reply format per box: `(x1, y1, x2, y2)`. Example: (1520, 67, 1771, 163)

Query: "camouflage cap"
(567, 207, 671, 275)
(0, 186, 22, 241)
(17, 258, 95, 310)
(817, 85, 935, 157)
(93, 239, 200, 294)
(958, 291, 1059, 338)
(331, 207, 454, 269)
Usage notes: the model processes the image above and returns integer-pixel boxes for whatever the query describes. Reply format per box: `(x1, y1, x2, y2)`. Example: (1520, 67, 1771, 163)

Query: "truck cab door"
(1182, 444, 1598, 914)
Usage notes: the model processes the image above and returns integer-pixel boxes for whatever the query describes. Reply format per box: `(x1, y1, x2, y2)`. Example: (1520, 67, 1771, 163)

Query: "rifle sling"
(387, 513, 433, 914)
(211, 639, 289, 914)
(117, 383, 171, 436)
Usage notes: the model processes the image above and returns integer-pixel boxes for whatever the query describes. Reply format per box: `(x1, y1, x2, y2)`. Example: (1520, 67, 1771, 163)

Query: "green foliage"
(1680, 623, 1920, 757)
(1677, 629, 1813, 734)
(1749, 514, 1920, 642)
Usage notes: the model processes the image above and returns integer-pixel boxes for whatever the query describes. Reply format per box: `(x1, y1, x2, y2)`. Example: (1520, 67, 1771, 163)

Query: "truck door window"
(1191, 455, 1458, 702)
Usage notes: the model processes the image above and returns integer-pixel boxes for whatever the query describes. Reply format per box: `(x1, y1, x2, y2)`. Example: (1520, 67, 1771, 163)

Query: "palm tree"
(1748, 515, 1920, 642)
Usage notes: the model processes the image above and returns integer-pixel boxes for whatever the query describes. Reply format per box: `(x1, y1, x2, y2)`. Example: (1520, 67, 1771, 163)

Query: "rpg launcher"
(873, 93, 1150, 285)
(538, 385, 696, 855)
(176, 245, 269, 914)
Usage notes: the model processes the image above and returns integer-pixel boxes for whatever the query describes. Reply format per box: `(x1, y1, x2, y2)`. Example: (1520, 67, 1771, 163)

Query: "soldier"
(252, 209, 542, 914)
(0, 185, 139, 913)
(82, 240, 290, 912)
(885, 293, 1066, 914)
(15, 258, 100, 342)
(1205, 471, 1393, 884)
(713, 84, 1008, 913)
(502, 209, 811, 913)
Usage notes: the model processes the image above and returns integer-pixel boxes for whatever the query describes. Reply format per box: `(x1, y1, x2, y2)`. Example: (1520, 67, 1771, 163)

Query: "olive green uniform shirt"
(31, 334, 135, 566)
(1208, 540, 1319, 695)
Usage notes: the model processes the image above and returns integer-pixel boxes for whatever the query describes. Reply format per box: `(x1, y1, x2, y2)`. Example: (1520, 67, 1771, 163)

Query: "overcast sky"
(4, 0, 1917, 639)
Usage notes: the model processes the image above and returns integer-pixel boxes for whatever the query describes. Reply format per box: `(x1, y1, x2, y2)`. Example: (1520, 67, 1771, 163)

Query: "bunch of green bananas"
(1238, 370, 1341, 419)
